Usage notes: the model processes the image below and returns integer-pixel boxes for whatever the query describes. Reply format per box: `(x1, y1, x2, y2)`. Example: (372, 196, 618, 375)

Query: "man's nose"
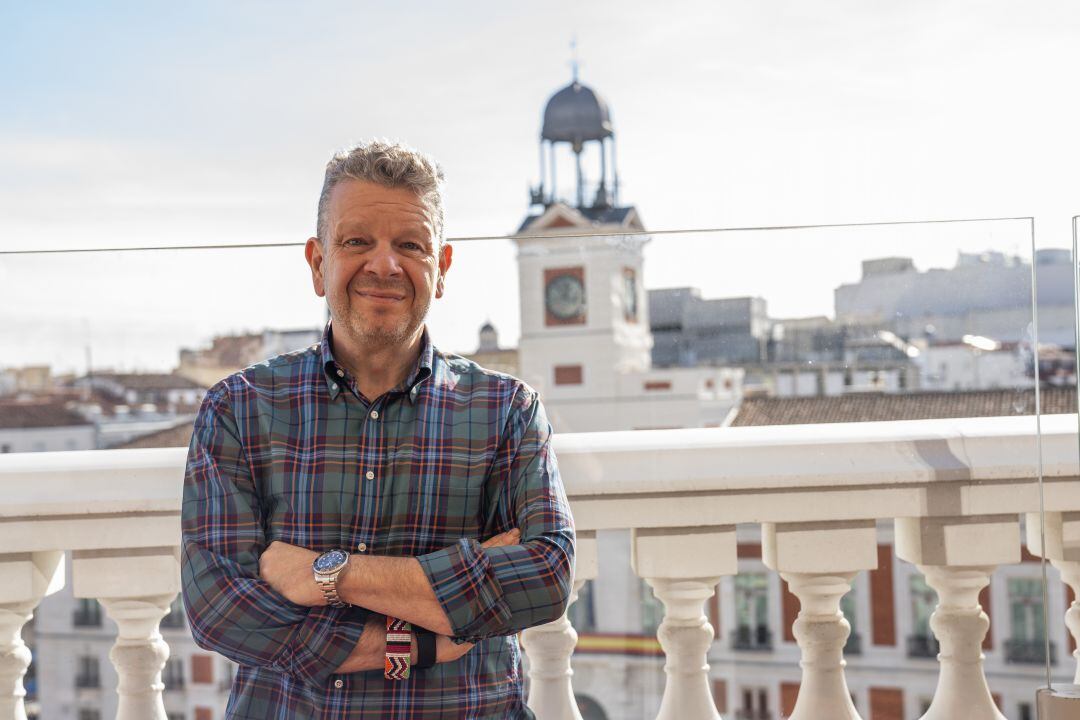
(364, 243, 403, 277)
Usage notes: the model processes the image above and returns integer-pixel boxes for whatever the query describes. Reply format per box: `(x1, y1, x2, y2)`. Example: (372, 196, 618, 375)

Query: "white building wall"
(0, 425, 96, 454)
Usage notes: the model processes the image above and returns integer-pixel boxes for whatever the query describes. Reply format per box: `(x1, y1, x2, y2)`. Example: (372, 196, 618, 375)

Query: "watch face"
(545, 274, 586, 320)
(314, 549, 348, 573)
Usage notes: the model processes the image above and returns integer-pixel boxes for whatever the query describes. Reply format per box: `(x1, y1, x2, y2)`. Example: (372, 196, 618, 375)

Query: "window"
(907, 574, 939, 658)
(640, 579, 664, 636)
(567, 579, 596, 633)
(75, 656, 99, 688)
(841, 590, 861, 654)
(163, 657, 185, 691)
(733, 573, 771, 650)
(73, 598, 102, 628)
(78, 710, 101, 720)
(1007, 578, 1051, 664)
(160, 596, 185, 629)
(644, 380, 672, 391)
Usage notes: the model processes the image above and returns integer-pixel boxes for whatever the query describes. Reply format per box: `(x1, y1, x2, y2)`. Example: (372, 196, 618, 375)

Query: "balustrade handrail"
(2, 414, 1079, 720)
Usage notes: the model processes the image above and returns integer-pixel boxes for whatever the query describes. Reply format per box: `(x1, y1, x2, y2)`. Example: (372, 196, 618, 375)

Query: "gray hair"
(316, 140, 446, 246)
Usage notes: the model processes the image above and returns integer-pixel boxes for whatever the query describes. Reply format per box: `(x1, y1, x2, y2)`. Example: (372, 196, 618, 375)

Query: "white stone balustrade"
(1, 415, 1079, 719)
(1026, 511, 1080, 684)
(762, 521, 877, 720)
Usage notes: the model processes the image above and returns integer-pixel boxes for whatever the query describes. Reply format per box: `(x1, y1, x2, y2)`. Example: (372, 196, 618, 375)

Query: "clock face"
(545, 273, 586, 321)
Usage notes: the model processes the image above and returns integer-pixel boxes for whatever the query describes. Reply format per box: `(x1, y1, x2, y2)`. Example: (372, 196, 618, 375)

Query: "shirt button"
(330, 383, 337, 390)
(334, 679, 343, 689)
(357, 542, 367, 552)
(370, 410, 379, 419)
(365, 470, 375, 480)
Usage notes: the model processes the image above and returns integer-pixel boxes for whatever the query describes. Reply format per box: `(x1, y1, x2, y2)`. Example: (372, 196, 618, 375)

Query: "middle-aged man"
(181, 140, 576, 718)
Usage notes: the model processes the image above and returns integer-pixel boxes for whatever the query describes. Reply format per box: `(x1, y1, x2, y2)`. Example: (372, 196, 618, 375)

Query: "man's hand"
(259, 541, 323, 606)
(481, 528, 520, 549)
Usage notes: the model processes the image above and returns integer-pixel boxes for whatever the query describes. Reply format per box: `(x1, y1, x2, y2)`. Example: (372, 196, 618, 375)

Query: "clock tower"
(513, 75, 654, 417)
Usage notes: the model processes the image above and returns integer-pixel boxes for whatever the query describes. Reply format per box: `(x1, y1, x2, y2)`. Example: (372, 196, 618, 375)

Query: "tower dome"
(532, 74, 620, 211)
(541, 81, 614, 150)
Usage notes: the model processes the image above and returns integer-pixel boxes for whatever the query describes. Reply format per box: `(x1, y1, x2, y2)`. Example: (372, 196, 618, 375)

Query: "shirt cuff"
(272, 604, 370, 686)
(416, 538, 512, 643)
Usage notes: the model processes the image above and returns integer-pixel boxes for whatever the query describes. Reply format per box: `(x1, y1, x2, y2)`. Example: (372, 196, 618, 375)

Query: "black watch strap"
(414, 628, 436, 670)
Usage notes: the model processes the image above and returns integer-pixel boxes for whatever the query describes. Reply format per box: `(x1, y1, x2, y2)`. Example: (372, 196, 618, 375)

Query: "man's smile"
(356, 289, 406, 303)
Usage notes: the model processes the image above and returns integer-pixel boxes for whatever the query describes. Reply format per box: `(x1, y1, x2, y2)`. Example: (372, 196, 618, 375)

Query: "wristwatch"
(312, 549, 350, 607)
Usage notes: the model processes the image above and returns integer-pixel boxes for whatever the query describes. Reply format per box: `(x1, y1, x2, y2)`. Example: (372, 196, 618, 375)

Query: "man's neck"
(331, 325, 425, 401)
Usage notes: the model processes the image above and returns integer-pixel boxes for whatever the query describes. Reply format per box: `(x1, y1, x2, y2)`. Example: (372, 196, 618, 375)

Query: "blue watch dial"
(315, 550, 347, 573)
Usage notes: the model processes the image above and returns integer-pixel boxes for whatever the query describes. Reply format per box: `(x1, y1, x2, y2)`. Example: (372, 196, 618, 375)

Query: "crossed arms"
(180, 381, 575, 685)
(256, 528, 520, 672)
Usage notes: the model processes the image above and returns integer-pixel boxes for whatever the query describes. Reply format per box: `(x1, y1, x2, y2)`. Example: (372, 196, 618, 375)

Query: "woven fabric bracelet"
(384, 616, 413, 680)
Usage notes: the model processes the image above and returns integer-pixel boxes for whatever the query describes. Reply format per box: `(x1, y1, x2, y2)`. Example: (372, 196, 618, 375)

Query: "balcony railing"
(74, 673, 100, 689)
(1005, 638, 1057, 665)
(2, 414, 1080, 720)
(844, 632, 862, 656)
(907, 633, 940, 659)
(732, 625, 773, 651)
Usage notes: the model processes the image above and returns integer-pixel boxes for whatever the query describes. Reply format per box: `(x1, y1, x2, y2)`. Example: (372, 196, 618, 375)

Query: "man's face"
(305, 179, 452, 349)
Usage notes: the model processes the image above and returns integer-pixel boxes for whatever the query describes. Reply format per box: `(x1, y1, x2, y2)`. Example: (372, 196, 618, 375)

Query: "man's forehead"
(329, 180, 437, 231)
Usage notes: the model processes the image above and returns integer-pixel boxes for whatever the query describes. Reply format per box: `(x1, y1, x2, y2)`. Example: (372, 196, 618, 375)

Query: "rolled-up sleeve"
(416, 385, 575, 643)
(181, 383, 368, 686)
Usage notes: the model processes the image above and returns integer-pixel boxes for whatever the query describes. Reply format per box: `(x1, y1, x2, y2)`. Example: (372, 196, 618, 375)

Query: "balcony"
(1005, 638, 1057, 665)
(732, 625, 773, 652)
(843, 632, 862, 656)
(906, 634, 940, 659)
(1, 413, 1079, 719)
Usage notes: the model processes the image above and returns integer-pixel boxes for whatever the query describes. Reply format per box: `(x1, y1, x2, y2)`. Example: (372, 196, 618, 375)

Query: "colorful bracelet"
(384, 616, 412, 680)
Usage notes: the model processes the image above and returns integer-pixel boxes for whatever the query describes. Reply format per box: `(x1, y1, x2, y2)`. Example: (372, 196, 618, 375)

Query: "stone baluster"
(1025, 511, 1080, 683)
(632, 525, 736, 720)
(524, 531, 598, 720)
(762, 520, 877, 720)
(896, 515, 1018, 720)
(0, 552, 64, 720)
(73, 547, 181, 720)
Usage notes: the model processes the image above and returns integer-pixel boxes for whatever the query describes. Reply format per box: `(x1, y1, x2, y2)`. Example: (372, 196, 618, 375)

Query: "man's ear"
(435, 242, 453, 299)
(304, 237, 326, 297)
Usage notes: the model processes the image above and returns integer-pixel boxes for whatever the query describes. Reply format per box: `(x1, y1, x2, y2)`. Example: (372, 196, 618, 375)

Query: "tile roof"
(112, 419, 195, 449)
(88, 373, 205, 391)
(0, 401, 94, 429)
(731, 386, 1076, 427)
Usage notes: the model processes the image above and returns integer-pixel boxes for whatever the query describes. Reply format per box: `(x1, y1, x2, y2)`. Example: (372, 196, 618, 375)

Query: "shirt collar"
(319, 321, 434, 403)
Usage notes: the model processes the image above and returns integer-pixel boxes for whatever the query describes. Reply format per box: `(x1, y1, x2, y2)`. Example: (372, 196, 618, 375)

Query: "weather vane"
(570, 35, 580, 82)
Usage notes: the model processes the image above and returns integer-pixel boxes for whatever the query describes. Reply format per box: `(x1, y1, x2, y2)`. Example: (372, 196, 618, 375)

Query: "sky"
(2, 1, 1079, 373)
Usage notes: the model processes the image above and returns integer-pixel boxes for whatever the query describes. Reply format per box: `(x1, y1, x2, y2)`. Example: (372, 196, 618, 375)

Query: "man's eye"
(344, 238, 367, 247)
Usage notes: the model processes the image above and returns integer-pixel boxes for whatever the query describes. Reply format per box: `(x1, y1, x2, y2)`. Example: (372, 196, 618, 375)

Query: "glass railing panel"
(1, 213, 1065, 718)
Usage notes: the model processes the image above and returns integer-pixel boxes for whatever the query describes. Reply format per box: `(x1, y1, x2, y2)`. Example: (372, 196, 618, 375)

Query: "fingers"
(480, 528, 521, 549)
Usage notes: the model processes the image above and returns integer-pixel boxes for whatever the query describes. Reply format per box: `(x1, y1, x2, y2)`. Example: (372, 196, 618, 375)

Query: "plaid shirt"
(181, 324, 575, 719)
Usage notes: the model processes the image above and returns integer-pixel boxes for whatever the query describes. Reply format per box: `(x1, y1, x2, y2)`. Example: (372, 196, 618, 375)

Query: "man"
(181, 140, 575, 718)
